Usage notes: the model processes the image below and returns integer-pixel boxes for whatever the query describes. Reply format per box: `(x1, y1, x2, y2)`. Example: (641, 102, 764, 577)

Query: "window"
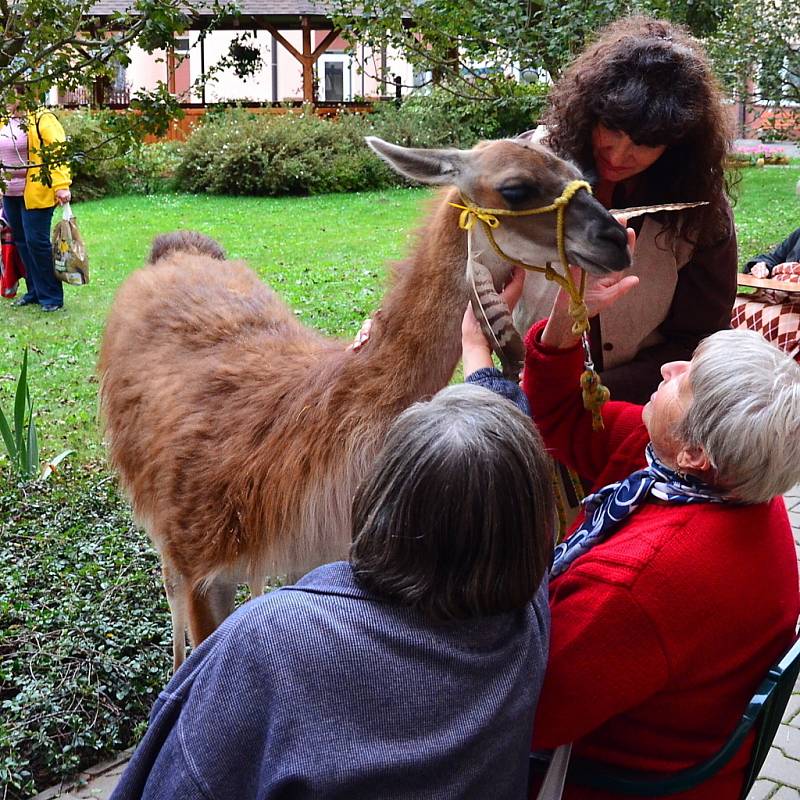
(318, 55, 351, 101)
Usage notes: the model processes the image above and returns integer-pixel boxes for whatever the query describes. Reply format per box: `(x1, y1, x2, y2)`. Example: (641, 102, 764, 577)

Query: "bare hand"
(543, 225, 638, 349)
(350, 317, 372, 351)
(55, 189, 71, 205)
(500, 266, 526, 313)
(568, 223, 637, 316)
(580, 270, 640, 317)
(461, 267, 526, 375)
(461, 303, 490, 354)
(750, 262, 770, 279)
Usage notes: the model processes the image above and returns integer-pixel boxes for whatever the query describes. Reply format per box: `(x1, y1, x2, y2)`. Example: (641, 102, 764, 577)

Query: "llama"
(98, 136, 630, 667)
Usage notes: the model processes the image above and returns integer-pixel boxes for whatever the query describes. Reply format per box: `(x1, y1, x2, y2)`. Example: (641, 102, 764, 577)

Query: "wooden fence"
(142, 102, 375, 142)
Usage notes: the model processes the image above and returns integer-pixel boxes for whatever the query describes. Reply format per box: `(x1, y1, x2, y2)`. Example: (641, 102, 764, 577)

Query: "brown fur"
(98, 138, 628, 667)
(147, 230, 226, 263)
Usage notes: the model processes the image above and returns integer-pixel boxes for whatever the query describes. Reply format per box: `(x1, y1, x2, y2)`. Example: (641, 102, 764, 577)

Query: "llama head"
(365, 136, 630, 278)
(148, 230, 227, 263)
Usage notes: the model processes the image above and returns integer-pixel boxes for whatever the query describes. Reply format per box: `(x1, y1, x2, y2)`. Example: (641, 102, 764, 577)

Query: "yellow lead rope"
(450, 179, 608, 430)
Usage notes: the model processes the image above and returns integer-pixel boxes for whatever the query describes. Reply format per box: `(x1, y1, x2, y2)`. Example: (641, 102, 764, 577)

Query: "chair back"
(530, 635, 800, 797)
(740, 636, 800, 798)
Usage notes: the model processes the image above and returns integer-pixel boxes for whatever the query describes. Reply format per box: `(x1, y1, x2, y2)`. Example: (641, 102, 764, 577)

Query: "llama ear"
(365, 137, 466, 185)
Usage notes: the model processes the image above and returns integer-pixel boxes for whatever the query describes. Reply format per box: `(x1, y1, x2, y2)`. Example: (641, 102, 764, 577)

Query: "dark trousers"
(2, 196, 62, 308)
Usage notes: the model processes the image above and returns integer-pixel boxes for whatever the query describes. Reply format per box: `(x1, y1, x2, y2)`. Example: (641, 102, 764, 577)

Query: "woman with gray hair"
(110, 384, 554, 800)
(464, 267, 800, 800)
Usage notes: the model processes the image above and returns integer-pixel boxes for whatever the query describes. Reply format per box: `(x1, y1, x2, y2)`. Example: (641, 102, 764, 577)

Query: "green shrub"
(174, 82, 548, 197)
(175, 107, 397, 196)
(59, 110, 130, 200)
(371, 81, 550, 148)
(0, 469, 171, 799)
(119, 140, 184, 194)
(59, 111, 184, 198)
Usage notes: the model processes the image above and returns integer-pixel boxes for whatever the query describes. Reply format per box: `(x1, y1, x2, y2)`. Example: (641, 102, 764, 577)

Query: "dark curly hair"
(542, 16, 736, 246)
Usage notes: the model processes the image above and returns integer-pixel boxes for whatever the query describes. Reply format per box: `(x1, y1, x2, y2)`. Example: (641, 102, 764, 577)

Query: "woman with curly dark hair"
(516, 16, 738, 403)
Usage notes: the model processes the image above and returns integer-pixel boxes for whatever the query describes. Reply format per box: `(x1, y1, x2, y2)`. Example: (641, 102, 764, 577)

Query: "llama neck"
(362, 189, 471, 401)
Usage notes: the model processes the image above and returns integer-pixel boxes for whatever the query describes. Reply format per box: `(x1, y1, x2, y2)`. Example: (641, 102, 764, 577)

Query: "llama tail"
(148, 230, 226, 264)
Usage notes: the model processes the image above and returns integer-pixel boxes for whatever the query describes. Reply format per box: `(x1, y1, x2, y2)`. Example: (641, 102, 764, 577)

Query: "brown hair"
(543, 16, 736, 245)
(350, 384, 554, 621)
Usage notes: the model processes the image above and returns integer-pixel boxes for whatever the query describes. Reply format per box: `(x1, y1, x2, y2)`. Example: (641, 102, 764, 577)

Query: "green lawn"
(732, 165, 800, 261)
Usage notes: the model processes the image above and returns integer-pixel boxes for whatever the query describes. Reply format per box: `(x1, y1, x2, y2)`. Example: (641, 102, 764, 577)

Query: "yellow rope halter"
(450, 179, 609, 431)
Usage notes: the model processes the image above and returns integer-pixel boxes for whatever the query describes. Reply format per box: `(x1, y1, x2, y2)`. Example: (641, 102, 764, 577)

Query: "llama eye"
(498, 184, 538, 206)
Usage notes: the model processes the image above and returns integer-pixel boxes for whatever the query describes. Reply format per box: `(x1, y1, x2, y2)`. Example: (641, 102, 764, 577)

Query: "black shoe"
(41, 305, 63, 313)
(12, 296, 37, 307)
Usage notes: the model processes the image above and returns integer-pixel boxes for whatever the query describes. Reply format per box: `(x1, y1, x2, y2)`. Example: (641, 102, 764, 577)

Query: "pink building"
(83, 0, 414, 107)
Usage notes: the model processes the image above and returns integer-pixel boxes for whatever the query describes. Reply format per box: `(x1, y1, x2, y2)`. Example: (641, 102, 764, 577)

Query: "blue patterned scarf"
(551, 444, 730, 577)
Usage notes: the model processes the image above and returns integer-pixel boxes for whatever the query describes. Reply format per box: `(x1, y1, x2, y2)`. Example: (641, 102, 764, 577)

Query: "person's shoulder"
(596, 498, 791, 586)
(785, 226, 800, 245)
(32, 107, 58, 122)
(220, 562, 357, 646)
(32, 108, 64, 135)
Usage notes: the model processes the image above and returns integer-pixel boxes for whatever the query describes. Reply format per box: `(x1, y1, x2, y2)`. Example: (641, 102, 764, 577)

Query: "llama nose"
(579, 216, 630, 271)
(594, 218, 628, 249)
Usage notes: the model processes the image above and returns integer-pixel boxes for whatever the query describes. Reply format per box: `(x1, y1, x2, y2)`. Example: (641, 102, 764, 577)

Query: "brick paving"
(33, 487, 800, 800)
(755, 483, 800, 800)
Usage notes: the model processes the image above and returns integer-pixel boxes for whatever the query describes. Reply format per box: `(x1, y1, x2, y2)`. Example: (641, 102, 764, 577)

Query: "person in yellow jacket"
(1, 88, 71, 311)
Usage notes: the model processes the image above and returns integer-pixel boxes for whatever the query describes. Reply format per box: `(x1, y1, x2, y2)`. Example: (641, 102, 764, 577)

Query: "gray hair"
(350, 383, 554, 621)
(678, 329, 800, 504)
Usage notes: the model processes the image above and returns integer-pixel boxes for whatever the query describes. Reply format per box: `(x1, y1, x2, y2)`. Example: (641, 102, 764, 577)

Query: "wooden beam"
(92, 77, 108, 108)
(167, 46, 177, 94)
(200, 33, 206, 105)
(262, 19, 340, 105)
(301, 16, 313, 104)
(263, 22, 304, 63)
(312, 28, 341, 61)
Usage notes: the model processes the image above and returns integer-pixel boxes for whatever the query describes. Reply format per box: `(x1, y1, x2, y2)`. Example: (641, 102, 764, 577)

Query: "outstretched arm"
(462, 268, 532, 415)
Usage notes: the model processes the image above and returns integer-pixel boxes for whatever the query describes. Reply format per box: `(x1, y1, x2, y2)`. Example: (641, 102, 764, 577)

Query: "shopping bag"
(1, 219, 26, 299)
(52, 203, 89, 286)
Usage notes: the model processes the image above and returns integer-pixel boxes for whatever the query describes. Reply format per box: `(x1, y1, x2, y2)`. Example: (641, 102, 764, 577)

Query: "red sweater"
(523, 320, 799, 800)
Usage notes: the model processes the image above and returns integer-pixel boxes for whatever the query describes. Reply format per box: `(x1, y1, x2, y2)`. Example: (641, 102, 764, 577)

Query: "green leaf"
(13, 348, 28, 455)
(26, 414, 39, 479)
(0, 406, 17, 460)
(40, 449, 75, 481)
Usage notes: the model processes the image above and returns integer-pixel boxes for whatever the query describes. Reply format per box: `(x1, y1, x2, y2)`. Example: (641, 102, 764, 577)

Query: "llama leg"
(248, 566, 266, 599)
(186, 576, 237, 647)
(207, 576, 237, 625)
(162, 562, 187, 671)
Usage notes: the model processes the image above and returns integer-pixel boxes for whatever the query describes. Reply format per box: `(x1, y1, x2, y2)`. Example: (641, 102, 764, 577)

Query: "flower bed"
(729, 144, 792, 167)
